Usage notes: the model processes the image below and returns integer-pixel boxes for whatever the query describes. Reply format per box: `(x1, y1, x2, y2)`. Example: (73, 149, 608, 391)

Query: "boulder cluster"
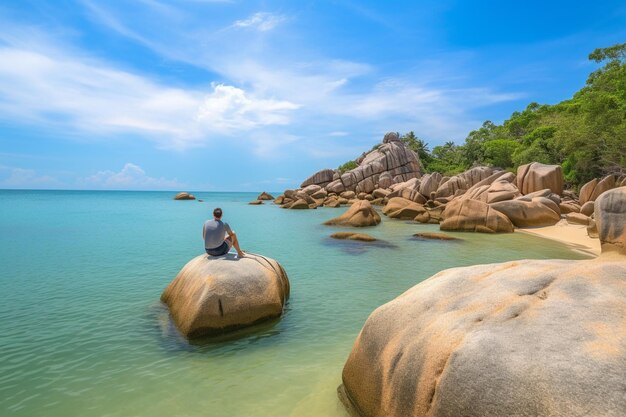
(339, 187, 626, 417)
(272, 132, 626, 234)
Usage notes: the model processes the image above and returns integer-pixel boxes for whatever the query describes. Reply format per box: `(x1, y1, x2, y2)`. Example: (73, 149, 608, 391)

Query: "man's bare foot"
(237, 251, 246, 258)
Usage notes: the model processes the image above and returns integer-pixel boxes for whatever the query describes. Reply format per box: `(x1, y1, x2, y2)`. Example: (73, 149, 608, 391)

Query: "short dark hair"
(213, 208, 223, 218)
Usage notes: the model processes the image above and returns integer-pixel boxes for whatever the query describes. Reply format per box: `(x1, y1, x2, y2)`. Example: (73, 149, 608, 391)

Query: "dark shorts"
(205, 239, 231, 256)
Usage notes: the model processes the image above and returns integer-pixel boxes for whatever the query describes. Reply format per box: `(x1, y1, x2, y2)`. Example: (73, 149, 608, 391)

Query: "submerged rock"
(161, 254, 289, 338)
(330, 232, 377, 242)
(248, 200, 263, 205)
(324, 200, 381, 227)
(174, 192, 195, 200)
(412, 232, 460, 241)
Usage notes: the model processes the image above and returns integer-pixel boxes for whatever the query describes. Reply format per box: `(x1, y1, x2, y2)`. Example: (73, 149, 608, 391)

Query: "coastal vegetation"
(338, 43, 626, 188)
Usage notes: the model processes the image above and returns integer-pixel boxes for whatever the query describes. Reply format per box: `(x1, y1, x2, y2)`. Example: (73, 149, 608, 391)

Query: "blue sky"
(0, 0, 625, 191)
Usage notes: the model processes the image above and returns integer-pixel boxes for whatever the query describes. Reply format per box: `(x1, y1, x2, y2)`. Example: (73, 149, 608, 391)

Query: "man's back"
(203, 219, 231, 249)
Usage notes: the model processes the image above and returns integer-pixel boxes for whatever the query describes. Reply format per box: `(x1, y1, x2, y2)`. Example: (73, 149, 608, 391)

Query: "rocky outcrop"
(434, 166, 494, 199)
(491, 198, 560, 228)
(248, 200, 263, 205)
(300, 168, 336, 188)
(324, 200, 381, 227)
(330, 232, 377, 242)
(324, 132, 422, 194)
(161, 254, 289, 338)
(174, 192, 195, 200)
(440, 198, 514, 233)
(595, 187, 626, 255)
(256, 191, 274, 201)
(339, 190, 626, 417)
(517, 162, 564, 196)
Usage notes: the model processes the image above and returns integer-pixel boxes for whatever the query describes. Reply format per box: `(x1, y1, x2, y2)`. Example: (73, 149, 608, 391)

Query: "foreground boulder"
(517, 162, 563, 196)
(440, 198, 513, 233)
(339, 256, 626, 417)
(174, 192, 195, 200)
(382, 197, 427, 220)
(161, 254, 289, 338)
(324, 200, 381, 227)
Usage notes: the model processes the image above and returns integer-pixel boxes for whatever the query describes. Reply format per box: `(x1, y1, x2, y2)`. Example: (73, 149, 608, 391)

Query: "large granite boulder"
(517, 162, 564, 195)
(339, 256, 626, 417)
(161, 254, 290, 338)
(461, 172, 518, 203)
(595, 186, 626, 255)
(324, 200, 381, 227)
(579, 175, 616, 205)
(418, 172, 443, 198)
(300, 168, 336, 188)
(174, 192, 195, 200)
(324, 132, 422, 194)
(440, 198, 514, 233)
(490, 198, 561, 227)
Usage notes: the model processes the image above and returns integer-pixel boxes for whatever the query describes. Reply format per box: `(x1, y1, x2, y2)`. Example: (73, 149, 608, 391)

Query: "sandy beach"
(517, 220, 601, 257)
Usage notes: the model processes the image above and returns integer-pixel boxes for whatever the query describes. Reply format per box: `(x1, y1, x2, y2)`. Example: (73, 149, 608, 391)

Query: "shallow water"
(0, 190, 590, 417)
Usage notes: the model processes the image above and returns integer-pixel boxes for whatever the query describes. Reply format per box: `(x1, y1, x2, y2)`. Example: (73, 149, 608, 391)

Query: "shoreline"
(516, 221, 600, 257)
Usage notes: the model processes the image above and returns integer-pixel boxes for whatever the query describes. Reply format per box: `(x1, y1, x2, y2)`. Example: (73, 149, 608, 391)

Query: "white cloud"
(329, 131, 350, 137)
(233, 12, 285, 31)
(0, 26, 300, 151)
(196, 84, 299, 131)
(0, 165, 61, 188)
(82, 163, 185, 190)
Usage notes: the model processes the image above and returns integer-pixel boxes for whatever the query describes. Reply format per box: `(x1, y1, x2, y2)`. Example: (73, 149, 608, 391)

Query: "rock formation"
(517, 162, 564, 195)
(440, 198, 514, 233)
(174, 192, 195, 200)
(579, 175, 616, 205)
(256, 191, 274, 201)
(161, 254, 289, 338)
(324, 200, 381, 227)
(595, 186, 626, 255)
(302, 132, 423, 196)
(339, 188, 626, 417)
(490, 198, 560, 227)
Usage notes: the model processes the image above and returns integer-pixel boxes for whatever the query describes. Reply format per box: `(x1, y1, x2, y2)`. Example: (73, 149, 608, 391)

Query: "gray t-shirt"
(203, 219, 232, 249)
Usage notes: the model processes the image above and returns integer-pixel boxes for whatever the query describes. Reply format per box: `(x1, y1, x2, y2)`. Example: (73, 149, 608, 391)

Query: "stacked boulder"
(273, 132, 423, 210)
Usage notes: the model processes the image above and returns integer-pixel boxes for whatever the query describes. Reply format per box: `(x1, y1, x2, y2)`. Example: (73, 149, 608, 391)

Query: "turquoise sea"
(0, 190, 590, 417)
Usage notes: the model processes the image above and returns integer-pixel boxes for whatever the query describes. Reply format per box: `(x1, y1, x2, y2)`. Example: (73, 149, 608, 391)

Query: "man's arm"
(202, 223, 206, 240)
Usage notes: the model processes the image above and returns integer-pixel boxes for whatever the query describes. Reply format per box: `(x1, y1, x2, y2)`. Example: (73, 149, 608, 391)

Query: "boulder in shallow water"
(174, 192, 195, 200)
(324, 200, 381, 227)
(256, 191, 274, 201)
(248, 200, 263, 205)
(161, 254, 289, 338)
(412, 232, 459, 241)
(382, 197, 427, 220)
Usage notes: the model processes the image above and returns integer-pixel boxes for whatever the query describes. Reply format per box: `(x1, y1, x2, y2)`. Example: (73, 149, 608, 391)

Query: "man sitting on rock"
(203, 208, 245, 258)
